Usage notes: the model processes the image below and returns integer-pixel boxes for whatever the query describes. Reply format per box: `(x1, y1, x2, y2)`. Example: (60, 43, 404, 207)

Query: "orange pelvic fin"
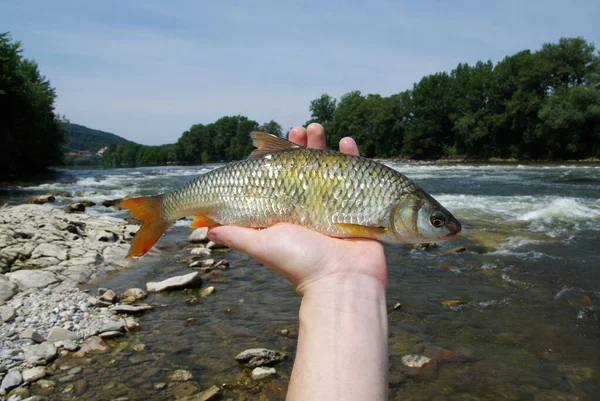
(334, 223, 389, 237)
(120, 195, 170, 258)
(190, 215, 219, 229)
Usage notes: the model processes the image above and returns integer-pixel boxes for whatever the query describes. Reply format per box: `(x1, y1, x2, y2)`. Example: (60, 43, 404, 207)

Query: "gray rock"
(188, 228, 209, 243)
(109, 304, 153, 314)
(67, 367, 82, 375)
(20, 328, 45, 343)
(31, 243, 68, 261)
(189, 259, 214, 268)
(251, 366, 276, 380)
(146, 272, 203, 292)
(22, 367, 46, 383)
(122, 288, 146, 300)
(65, 201, 94, 213)
(6, 270, 58, 290)
(0, 370, 22, 391)
(205, 240, 227, 250)
(178, 385, 221, 401)
(47, 327, 81, 343)
(168, 369, 193, 381)
(23, 343, 57, 365)
(73, 336, 109, 356)
(190, 247, 212, 257)
(99, 289, 118, 303)
(0, 275, 18, 303)
(99, 320, 125, 333)
(401, 354, 432, 368)
(124, 317, 140, 332)
(99, 331, 124, 339)
(235, 348, 288, 368)
(25, 195, 55, 205)
(102, 245, 130, 267)
(55, 340, 79, 351)
(200, 286, 214, 297)
(1, 306, 16, 323)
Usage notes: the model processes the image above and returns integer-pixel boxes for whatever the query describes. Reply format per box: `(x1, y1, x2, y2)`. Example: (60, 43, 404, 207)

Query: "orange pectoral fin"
(334, 223, 389, 237)
(190, 215, 219, 229)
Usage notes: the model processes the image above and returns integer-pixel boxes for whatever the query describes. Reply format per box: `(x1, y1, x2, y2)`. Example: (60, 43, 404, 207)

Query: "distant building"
(97, 147, 108, 156)
(79, 150, 92, 157)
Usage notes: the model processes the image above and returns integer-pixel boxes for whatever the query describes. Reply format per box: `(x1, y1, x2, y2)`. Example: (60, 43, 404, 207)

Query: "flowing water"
(2, 162, 599, 400)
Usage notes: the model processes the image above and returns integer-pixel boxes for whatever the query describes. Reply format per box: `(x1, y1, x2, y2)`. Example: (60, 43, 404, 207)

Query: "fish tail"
(120, 194, 171, 258)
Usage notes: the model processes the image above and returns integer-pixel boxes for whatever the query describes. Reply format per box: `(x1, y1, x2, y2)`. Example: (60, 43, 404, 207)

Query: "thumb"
(207, 225, 267, 262)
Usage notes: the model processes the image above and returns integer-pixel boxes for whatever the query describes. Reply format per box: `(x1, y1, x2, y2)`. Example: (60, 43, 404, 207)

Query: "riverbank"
(0, 204, 140, 398)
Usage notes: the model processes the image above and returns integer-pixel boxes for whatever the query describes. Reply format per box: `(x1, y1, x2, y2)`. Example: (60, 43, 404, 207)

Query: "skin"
(208, 123, 389, 400)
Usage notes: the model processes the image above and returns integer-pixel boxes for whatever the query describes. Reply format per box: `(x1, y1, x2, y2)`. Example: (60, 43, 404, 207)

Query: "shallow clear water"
(2, 163, 599, 400)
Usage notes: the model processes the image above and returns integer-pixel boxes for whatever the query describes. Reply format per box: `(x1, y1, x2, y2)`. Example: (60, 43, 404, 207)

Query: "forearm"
(287, 273, 389, 401)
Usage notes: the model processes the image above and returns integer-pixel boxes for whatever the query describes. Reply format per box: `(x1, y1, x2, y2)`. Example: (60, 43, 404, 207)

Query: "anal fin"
(335, 223, 389, 237)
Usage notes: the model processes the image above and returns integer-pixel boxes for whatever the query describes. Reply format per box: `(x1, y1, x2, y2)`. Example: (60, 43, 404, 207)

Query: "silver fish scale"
(162, 148, 419, 235)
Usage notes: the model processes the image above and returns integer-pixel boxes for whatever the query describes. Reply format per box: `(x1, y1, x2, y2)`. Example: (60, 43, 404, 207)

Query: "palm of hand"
(250, 223, 387, 293)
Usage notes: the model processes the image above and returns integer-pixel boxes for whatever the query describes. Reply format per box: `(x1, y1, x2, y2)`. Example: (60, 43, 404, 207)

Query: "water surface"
(3, 163, 599, 400)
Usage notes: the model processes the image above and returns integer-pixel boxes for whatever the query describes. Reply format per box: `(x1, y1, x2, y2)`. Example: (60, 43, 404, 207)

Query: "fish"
(121, 132, 461, 257)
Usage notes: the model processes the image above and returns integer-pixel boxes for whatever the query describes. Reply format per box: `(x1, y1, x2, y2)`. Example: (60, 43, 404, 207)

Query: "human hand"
(207, 123, 388, 296)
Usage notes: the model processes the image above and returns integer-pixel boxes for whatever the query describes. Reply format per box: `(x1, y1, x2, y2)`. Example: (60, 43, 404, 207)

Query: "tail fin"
(120, 194, 171, 258)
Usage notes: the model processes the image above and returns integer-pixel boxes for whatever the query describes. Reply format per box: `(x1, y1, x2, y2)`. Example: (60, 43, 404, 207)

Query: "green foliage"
(0, 32, 66, 178)
(319, 36, 600, 160)
(67, 123, 130, 152)
(102, 143, 173, 168)
(307, 94, 337, 125)
(5, 31, 599, 175)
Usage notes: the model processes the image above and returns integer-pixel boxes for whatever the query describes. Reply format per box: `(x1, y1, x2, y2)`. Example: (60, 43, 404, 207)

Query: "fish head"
(389, 192, 461, 243)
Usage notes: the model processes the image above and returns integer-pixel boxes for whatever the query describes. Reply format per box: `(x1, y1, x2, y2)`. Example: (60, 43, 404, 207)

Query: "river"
(2, 162, 599, 400)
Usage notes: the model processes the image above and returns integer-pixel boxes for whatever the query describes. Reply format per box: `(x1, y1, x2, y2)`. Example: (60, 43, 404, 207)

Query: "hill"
(67, 123, 131, 152)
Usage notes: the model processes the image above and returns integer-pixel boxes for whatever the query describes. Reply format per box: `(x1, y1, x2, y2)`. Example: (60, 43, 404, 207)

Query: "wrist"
(298, 271, 387, 313)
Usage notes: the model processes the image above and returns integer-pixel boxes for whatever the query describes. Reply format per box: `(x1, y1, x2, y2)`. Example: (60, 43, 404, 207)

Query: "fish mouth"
(444, 219, 462, 239)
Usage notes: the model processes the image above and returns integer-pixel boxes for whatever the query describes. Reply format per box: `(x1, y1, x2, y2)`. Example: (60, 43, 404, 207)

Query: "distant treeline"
(101, 117, 282, 167)
(67, 123, 130, 152)
(318, 36, 600, 160)
(3, 33, 599, 178)
(104, 36, 600, 167)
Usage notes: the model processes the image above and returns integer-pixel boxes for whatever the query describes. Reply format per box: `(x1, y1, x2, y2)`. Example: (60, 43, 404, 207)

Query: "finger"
(339, 137, 360, 156)
(207, 226, 267, 260)
(288, 126, 307, 147)
(306, 123, 326, 150)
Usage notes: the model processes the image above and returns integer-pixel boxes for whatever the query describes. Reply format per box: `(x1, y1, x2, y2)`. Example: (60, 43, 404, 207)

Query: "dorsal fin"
(249, 131, 302, 159)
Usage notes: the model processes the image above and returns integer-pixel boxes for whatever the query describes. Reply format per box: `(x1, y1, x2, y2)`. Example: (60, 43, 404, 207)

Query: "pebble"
(401, 354, 432, 368)
(235, 348, 288, 368)
(200, 286, 215, 297)
(1, 307, 16, 323)
(168, 369, 193, 381)
(251, 367, 277, 380)
(0, 370, 22, 391)
(190, 247, 212, 257)
(188, 228, 209, 243)
(19, 329, 45, 344)
(146, 272, 203, 292)
(22, 366, 46, 383)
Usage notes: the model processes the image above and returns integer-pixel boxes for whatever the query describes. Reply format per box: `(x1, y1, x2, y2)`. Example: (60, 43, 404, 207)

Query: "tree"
(0, 32, 66, 178)
(307, 94, 337, 125)
(259, 120, 283, 137)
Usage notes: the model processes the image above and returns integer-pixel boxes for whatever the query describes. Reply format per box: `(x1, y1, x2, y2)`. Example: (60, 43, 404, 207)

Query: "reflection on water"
(2, 163, 599, 400)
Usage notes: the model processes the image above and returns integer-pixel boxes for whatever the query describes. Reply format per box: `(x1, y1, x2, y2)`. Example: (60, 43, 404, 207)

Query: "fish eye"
(430, 211, 446, 228)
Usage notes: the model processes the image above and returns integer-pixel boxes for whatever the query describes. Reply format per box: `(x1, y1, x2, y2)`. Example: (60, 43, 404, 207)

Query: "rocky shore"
(0, 204, 142, 399)
(0, 203, 287, 401)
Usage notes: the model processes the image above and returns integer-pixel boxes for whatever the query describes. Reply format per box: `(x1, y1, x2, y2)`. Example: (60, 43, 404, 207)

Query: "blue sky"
(1, 0, 598, 145)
